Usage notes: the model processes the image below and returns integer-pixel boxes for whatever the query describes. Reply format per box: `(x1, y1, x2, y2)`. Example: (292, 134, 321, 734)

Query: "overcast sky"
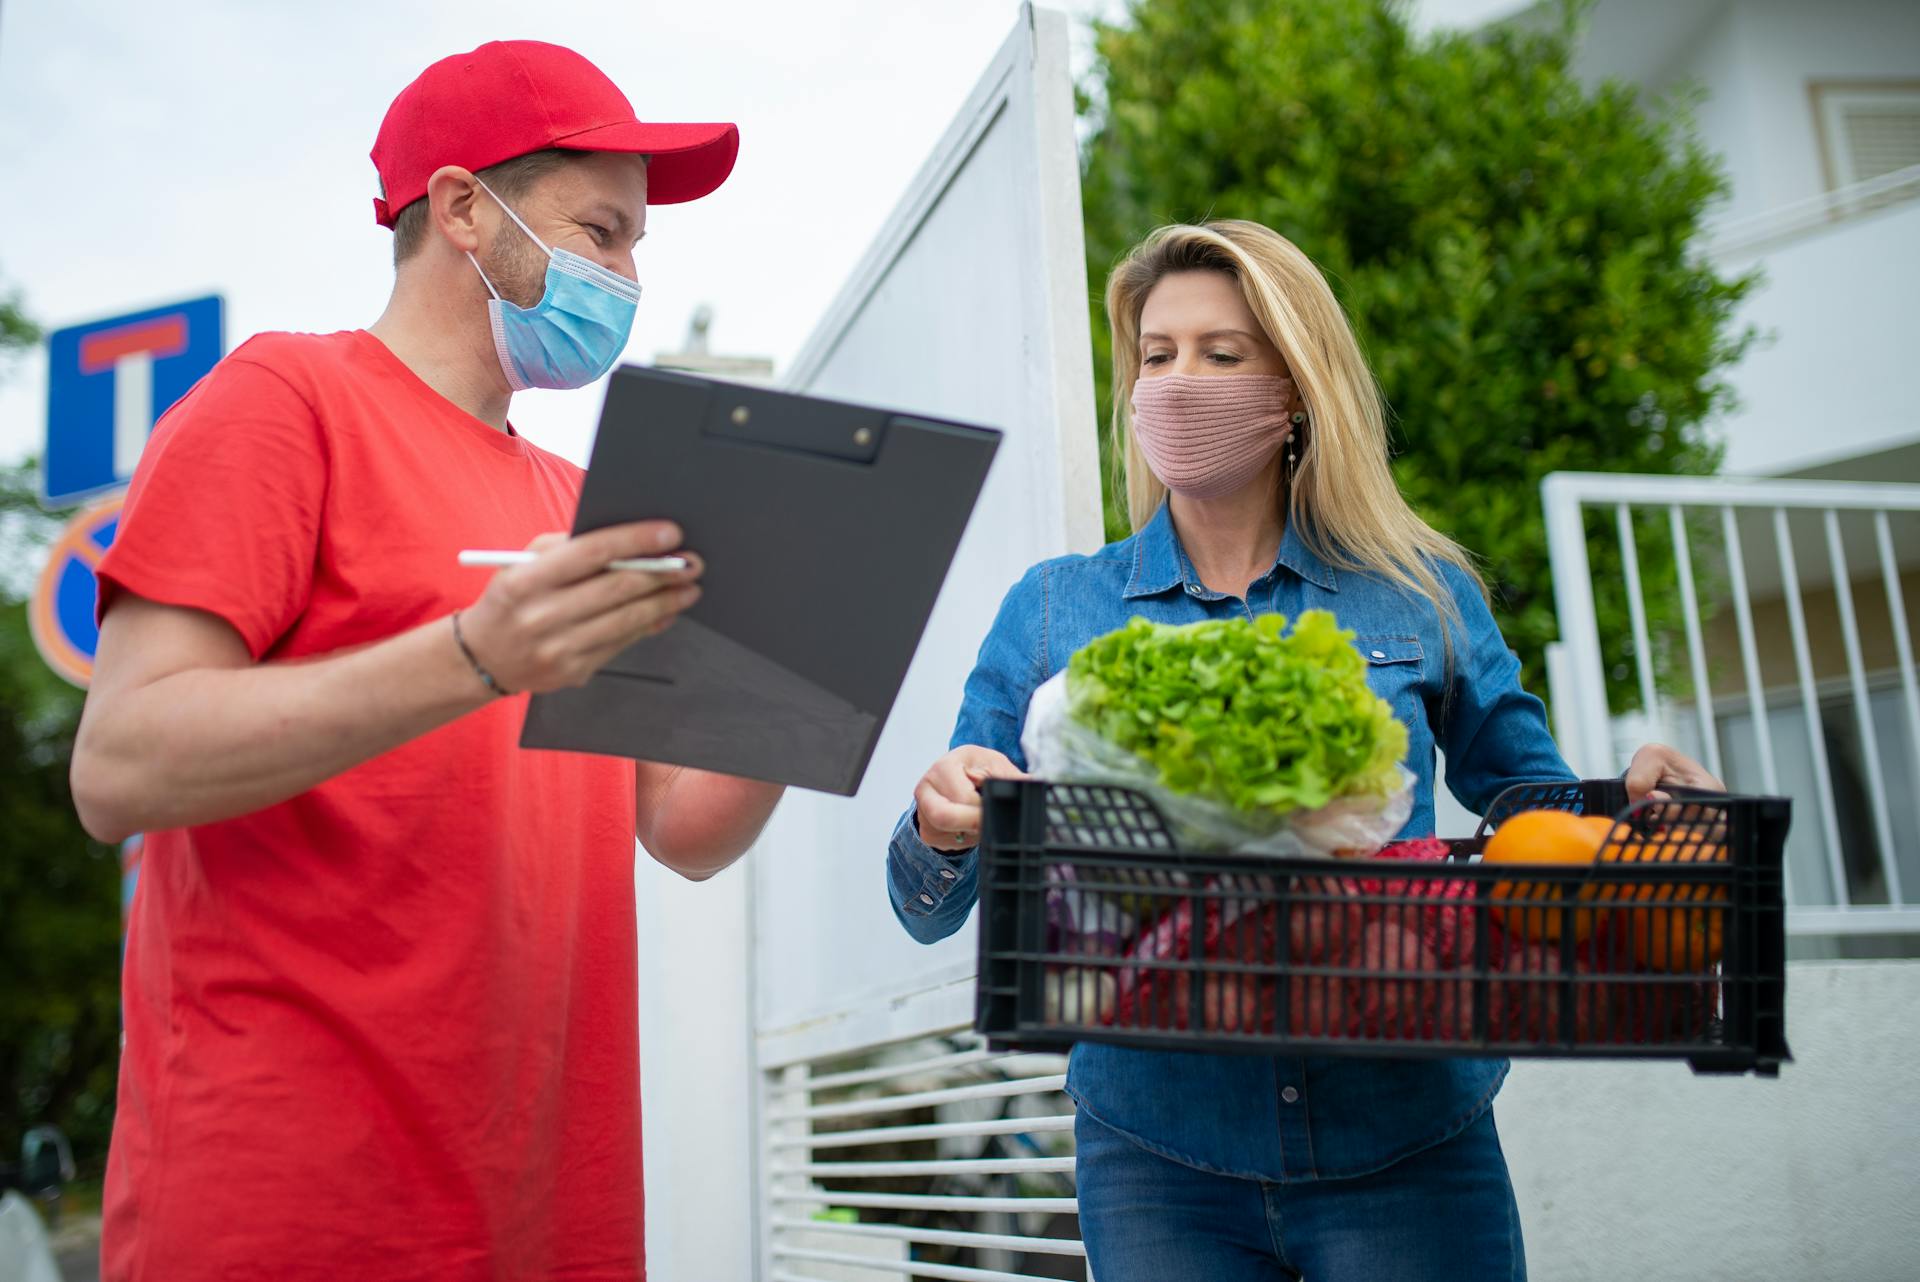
(0, 0, 1135, 470)
(0, 0, 1518, 475)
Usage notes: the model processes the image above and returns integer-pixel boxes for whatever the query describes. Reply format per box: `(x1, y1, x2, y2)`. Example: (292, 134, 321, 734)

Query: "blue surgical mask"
(467, 177, 642, 391)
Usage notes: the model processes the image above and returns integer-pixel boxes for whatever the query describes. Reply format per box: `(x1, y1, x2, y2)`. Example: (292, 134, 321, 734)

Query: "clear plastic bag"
(1021, 672, 1414, 858)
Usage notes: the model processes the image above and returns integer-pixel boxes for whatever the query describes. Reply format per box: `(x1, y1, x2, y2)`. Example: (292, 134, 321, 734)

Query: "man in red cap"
(72, 41, 772, 1280)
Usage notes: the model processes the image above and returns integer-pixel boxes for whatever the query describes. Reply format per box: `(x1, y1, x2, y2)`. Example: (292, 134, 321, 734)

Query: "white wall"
(1581, 0, 1920, 476)
(1660, 2, 1765, 219)
(1566, 0, 1920, 221)
(1500, 960, 1920, 1281)
(1694, 0, 1919, 218)
(1691, 1, 1920, 475)
(1406, 0, 1536, 35)
(634, 857, 755, 1281)
(1716, 198, 1920, 476)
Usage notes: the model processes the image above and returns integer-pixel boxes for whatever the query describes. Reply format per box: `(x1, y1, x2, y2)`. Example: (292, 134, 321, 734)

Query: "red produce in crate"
(1104, 836, 1720, 1047)
(1485, 939, 1615, 1044)
(1112, 839, 1473, 1040)
(1115, 894, 1281, 1035)
(1287, 973, 1358, 1039)
(1349, 919, 1477, 1042)
(1287, 876, 1367, 964)
(1483, 918, 1718, 1046)
(1360, 837, 1473, 966)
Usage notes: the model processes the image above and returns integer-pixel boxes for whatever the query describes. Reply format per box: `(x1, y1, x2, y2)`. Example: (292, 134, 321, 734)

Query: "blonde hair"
(1105, 220, 1484, 655)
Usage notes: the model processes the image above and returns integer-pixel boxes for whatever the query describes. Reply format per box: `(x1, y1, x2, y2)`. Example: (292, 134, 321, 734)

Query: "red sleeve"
(97, 352, 328, 660)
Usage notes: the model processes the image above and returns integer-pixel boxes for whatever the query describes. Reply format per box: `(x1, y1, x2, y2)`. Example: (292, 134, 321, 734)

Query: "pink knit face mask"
(1129, 372, 1297, 500)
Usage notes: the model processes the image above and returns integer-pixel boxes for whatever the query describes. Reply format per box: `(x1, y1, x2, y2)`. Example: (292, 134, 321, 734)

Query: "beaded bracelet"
(451, 611, 512, 697)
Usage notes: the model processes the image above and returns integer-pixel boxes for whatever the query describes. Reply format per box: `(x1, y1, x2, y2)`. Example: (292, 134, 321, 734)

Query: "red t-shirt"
(96, 330, 643, 1281)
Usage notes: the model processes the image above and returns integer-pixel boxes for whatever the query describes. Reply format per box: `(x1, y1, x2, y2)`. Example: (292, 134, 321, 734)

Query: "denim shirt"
(886, 502, 1576, 1182)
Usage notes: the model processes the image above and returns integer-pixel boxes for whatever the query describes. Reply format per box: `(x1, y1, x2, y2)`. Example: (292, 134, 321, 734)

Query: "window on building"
(1812, 81, 1920, 212)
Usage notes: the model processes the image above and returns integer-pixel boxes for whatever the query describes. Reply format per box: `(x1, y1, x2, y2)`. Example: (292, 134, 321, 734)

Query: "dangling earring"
(1288, 410, 1307, 477)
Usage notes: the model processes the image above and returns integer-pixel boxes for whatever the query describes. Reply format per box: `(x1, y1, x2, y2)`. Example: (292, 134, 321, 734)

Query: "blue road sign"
(43, 295, 223, 506)
(30, 494, 123, 687)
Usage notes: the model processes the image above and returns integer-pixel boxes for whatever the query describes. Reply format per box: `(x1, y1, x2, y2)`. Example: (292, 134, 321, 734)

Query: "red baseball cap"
(370, 40, 738, 227)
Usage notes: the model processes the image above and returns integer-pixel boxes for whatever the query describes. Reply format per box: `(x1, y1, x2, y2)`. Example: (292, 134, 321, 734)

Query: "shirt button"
(939, 869, 957, 880)
(1281, 1086, 1301, 1104)
(1370, 649, 1386, 660)
(919, 893, 936, 906)
(1186, 584, 1201, 596)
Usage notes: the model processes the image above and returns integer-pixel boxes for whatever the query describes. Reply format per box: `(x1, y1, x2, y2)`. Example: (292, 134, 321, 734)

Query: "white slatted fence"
(1543, 472, 1920, 942)
(762, 1033, 1085, 1282)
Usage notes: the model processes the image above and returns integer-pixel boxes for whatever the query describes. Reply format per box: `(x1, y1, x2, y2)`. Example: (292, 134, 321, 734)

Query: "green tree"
(1079, 0, 1755, 702)
(0, 282, 122, 1178)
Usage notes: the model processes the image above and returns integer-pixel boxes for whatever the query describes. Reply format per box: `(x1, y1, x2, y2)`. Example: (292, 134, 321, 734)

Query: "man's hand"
(72, 519, 704, 843)
(915, 746, 1027, 851)
(1624, 743, 1725, 803)
(457, 522, 703, 693)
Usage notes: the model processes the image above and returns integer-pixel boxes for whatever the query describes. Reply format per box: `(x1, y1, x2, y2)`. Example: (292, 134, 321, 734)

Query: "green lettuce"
(1064, 611, 1409, 819)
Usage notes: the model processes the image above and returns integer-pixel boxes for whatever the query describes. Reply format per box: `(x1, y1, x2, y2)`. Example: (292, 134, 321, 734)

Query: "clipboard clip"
(704, 390, 887, 465)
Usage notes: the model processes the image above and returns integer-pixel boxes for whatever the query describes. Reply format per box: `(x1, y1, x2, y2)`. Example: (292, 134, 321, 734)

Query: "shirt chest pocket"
(1353, 636, 1428, 737)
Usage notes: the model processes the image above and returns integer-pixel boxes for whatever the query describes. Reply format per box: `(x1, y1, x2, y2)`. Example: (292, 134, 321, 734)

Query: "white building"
(638, 5, 1920, 1280)
(1565, 0, 1920, 482)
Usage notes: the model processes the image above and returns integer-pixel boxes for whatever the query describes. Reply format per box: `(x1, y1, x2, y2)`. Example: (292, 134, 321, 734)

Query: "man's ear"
(425, 165, 486, 256)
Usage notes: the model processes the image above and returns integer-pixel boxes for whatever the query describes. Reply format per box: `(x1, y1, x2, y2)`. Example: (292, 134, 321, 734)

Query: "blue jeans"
(1074, 1105, 1525, 1281)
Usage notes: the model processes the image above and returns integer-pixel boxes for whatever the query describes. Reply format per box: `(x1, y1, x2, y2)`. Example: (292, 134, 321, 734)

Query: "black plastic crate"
(974, 778, 1791, 1076)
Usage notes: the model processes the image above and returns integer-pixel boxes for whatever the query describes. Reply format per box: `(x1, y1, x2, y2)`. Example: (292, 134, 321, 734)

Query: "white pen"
(458, 549, 690, 573)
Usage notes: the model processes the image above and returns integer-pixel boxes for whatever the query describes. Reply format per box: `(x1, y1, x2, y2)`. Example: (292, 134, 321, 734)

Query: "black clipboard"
(519, 366, 1002, 795)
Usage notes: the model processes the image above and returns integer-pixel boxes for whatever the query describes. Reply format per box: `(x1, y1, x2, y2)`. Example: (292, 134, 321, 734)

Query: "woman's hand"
(1624, 743, 1725, 803)
(915, 746, 1028, 851)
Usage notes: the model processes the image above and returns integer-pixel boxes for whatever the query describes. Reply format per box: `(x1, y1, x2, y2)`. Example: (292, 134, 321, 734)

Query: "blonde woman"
(885, 221, 1721, 1278)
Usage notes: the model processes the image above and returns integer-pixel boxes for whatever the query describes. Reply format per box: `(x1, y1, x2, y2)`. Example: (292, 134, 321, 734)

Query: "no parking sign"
(29, 493, 123, 687)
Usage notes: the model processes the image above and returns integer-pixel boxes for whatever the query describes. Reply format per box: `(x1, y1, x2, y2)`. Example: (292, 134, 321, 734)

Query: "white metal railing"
(761, 1032, 1085, 1282)
(1703, 163, 1920, 260)
(1543, 472, 1920, 939)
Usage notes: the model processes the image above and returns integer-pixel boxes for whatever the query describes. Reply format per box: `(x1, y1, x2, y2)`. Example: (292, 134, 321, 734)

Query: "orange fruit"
(1602, 836, 1730, 971)
(1577, 815, 1618, 842)
(1483, 810, 1607, 944)
(1627, 905, 1724, 972)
